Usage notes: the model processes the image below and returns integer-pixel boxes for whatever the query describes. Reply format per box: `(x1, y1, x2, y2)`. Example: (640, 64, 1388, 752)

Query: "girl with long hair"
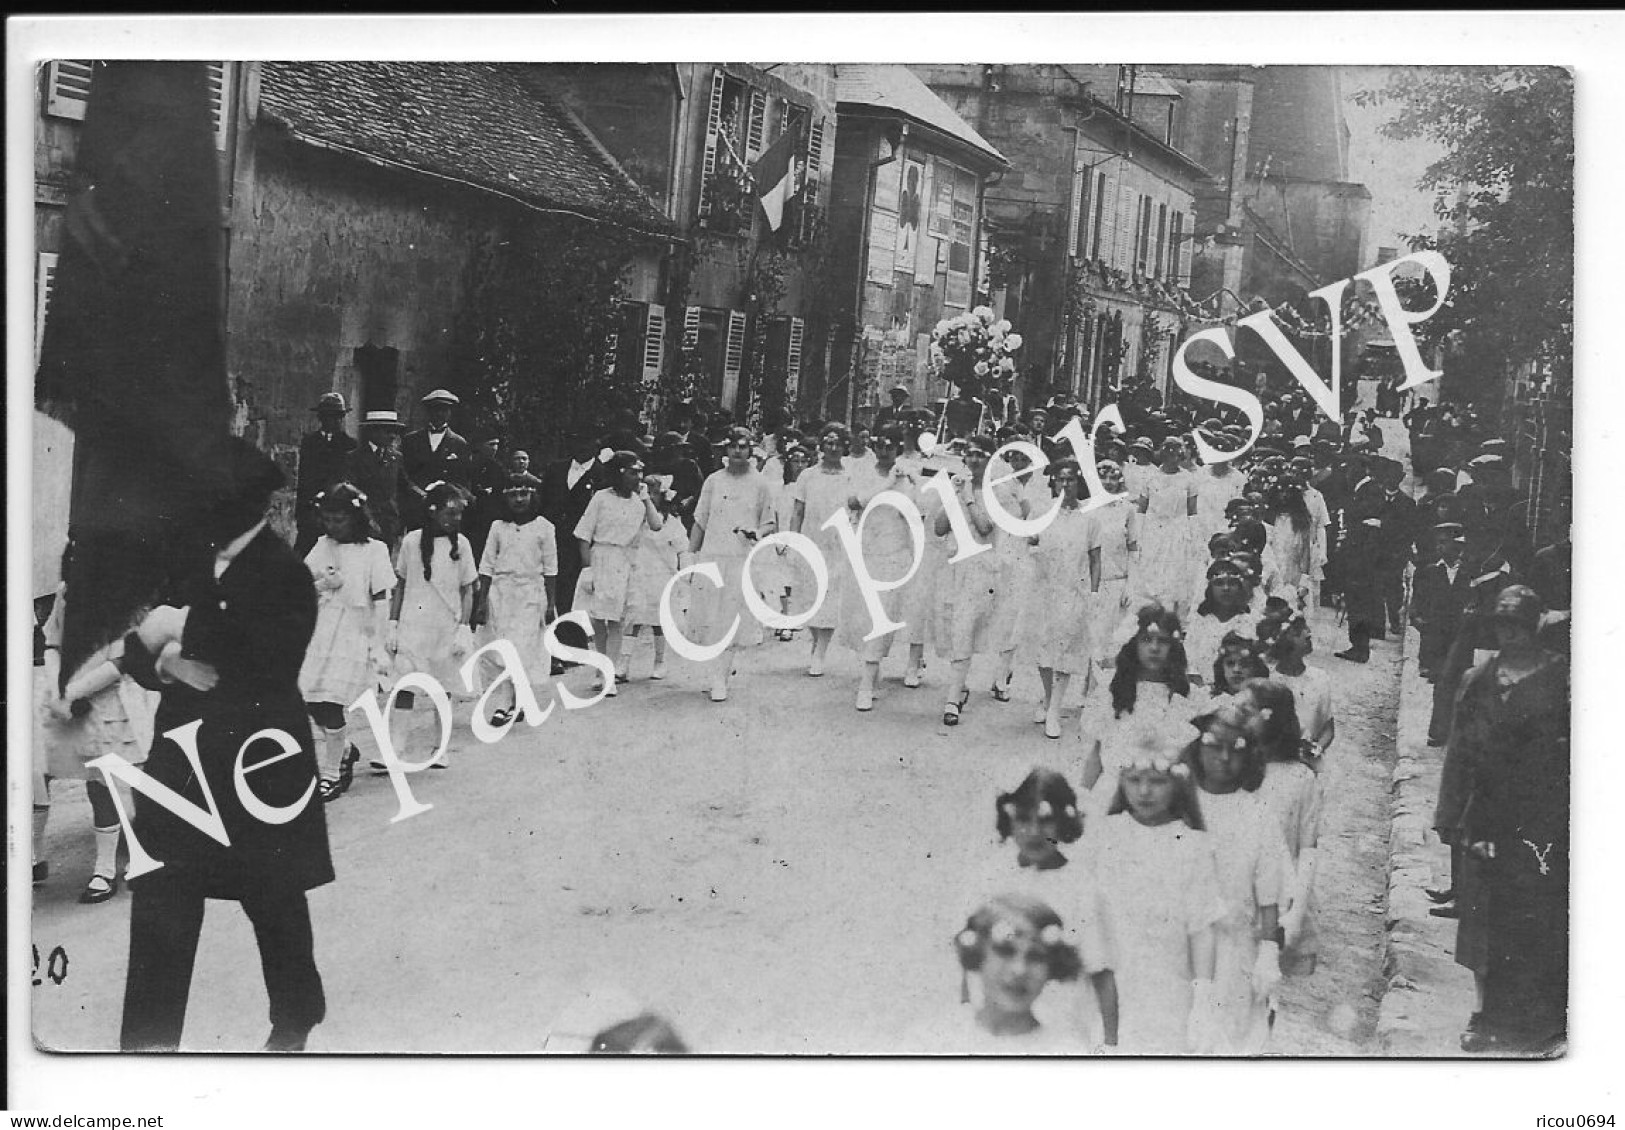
(1079, 603, 1192, 806)
(574, 451, 666, 695)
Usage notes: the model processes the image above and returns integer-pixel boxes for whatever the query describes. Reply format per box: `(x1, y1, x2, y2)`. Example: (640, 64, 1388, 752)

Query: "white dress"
(1081, 815, 1226, 1054)
(837, 462, 921, 660)
(1258, 760, 1325, 971)
(478, 516, 559, 687)
(1265, 515, 1315, 603)
(1134, 469, 1197, 609)
(1183, 608, 1261, 684)
(1198, 788, 1289, 1054)
(752, 477, 801, 603)
(1016, 504, 1100, 674)
(299, 536, 396, 706)
(1085, 500, 1136, 651)
(1273, 665, 1335, 757)
(623, 520, 690, 629)
(789, 462, 856, 631)
(574, 490, 653, 622)
(1078, 682, 1198, 813)
(394, 530, 478, 690)
(39, 588, 150, 778)
(689, 468, 776, 649)
(935, 475, 1022, 661)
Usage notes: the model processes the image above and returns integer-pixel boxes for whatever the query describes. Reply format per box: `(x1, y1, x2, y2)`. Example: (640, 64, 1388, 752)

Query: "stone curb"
(1374, 626, 1476, 1056)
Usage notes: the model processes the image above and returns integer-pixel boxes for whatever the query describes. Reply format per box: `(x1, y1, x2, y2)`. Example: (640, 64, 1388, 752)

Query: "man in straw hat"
(294, 392, 357, 557)
(401, 388, 472, 531)
(345, 408, 407, 551)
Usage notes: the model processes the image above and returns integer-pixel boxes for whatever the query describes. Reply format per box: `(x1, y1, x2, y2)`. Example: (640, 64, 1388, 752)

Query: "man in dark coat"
(540, 433, 608, 657)
(1411, 522, 1472, 681)
(345, 410, 407, 552)
(463, 429, 508, 562)
(1370, 458, 1419, 636)
(117, 437, 331, 1052)
(400, 388, 472, 531)
(293, 392, 358, 558)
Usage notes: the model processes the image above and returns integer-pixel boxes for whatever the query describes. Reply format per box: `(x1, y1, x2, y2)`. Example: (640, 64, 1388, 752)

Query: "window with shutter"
(1117, 186, 1136, 272)
(44, 61, 93, 121)
(683, 305, 702, 350)
(806, 117, 826, 184)
(206, 62, 234, 151)
(721, 310, 748, 409)
(1178, 213, 1194, 286)
(1169, 212, 1184, 283)
(1066, 135, 1085, 259)
(745, 88, 768, 163)
(1089, 170, 1107, 260)
(698, 68, 727, 221)
(1154, 203, 1167, 279)
(36, 252, 59, 365)
(785, 317, 804, 404)
(642, 304, 667, 383)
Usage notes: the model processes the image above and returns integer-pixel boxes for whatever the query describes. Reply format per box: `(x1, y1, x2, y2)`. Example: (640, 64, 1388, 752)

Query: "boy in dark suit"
(400, 388, 472, 530)
(1411, 522, 1471, 681)
(293, 392, 357, 558)
(540, 434, 607, 658)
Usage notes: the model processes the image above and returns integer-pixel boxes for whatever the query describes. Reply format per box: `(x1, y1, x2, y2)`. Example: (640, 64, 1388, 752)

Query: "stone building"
(33, 60, 676, 553)
(544, 63, 838, 432)
(915, 64, 1210, 409)
(828, 64, 1007, 426)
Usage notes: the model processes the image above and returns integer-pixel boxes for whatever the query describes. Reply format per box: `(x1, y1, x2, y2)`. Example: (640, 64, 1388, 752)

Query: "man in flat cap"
(1411, 522, 1471, 682)
(294, 392, 358, 558)
(873, 384, 913, 433)
(401, 389, 472, 531)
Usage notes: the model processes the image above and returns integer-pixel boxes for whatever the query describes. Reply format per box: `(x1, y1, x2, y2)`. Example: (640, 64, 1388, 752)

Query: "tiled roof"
(257, 62, 673, 233)
(836, 63, 1006, 167)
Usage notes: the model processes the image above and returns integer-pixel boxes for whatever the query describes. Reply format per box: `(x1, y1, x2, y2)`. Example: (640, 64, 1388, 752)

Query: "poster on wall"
(894, 157, 925, 275)
(866, 210, 898, 285)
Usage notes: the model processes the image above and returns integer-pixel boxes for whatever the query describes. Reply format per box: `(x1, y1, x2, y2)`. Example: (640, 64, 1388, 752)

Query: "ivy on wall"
(446, 216, 644, 460)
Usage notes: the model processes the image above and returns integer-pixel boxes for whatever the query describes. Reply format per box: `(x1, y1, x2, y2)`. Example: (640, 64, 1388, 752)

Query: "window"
(1136, 195, 1153, 275)
(1176, 210, 1194, 285)
(1169, 211, 1184, 283)
(699, 66, 817, 242)
(641, 304, 667, 385)
(1089, 171, 1107, 260)
(44, 61, 234, 151)
(1154, 203, 1167, 279)
(354, 344, 400, 416)
(722, 310, 748, 412)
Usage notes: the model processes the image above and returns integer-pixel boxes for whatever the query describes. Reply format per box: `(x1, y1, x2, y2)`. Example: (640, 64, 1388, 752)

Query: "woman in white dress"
(475, 473, 558, 724)
(790, 424, 855, 677)
(688, 428, 777, 703)
(1017, 459, 1101, 739)
(1183, 558, 1262, 688)
(1133, 437, 1200, 617)
(759, 442, 810, 635)
(1085, 460, 1137, 651)
(574, 451, 667, 697)
(838, 425, 921, 711)
(934, 434, 1022, 726)
(1263, 613, 1336, 762)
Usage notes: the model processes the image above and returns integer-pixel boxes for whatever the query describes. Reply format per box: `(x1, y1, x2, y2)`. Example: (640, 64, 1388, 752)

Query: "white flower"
(996, 319, 1012, 334)
(973, 305, 995, 322)
(974, 361, 990, 376)
(989, 920, 1017, 945)
(958, 929, 979, 949)
(1000, 357, 1016, 373)
(1036, 801, 1053, 818)
(1038, 924, 1064, 946)
(1005, 333, 1023, 351)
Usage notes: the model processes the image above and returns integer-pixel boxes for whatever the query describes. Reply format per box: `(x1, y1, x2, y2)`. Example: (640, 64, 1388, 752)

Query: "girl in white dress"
(989, 440, 1043, 702)
(1206, 631, 1270, 700)
(1085, 461, 1137, 651)
(1183, 558, 1261, 687)
(689, 428, 777, 702)
(1185, 699, 1288, 1053)
(1017, 459, 1101, 739)
(945, 894, 1090, 1054)
(934, 435, 1022, 726)
(790, 424, 855, 677)
(298, 483, 396, 800)
(385, 482, 477, 766)
(1261, 477, 1316, 611)
(574, 451, 666, 696)
(1133, 438, 1199, 617)
(1241, 679, 1326, 976)
(838, 425, 921, 712)
(475, 474, 557, 725)
(1084, 731, 1226, 1053)
(621, 479, 690, 681)
(957, 769, 1118, 1047)
(759, 443, 809, 635)
(1263, 613, 1336, 762)
(1079, 603, 1194, 811)
(898, 440, 964, 687)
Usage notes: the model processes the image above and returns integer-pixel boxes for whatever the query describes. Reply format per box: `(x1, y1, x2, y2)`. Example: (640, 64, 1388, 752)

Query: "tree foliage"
(1354, 67, 1573, 384)
(447, 215, 645, 460)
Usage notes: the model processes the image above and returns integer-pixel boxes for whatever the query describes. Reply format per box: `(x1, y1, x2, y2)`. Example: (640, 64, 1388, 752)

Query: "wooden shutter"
(1115, 182, 1136, 271)
(806, 117, 827, 182)
(36, 252, 59, 364)
(1154, 203, 1167, 279)
(1168, 211, 1183, 283)
(642, 304, 666, 383)
(1066, 136, 1086, 259)
(721, 310, 748, 408)
(745, 88, 768, 163)
(206, 62, 233, 151)
(683, 305, 701, 350)
(1178, 211, 1194, 285)
(785, 316, 805, 404)
(44, 61, 93, 120)
(699, 68, 727, 221)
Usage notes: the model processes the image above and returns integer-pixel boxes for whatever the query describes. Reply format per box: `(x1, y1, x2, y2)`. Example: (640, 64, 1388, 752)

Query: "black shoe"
(32, 861, 48, 886)
(335, 745, 359, 794)
(263, 1026, 310, 1052)
(1428, 905, 1460, 919)
(488, 707, 513, 728)
(1426, 737, 1445, 748)
(1425, 887, 1455, 904)
(78, 873, 120, 904)
(1334, 648, 1369, 663)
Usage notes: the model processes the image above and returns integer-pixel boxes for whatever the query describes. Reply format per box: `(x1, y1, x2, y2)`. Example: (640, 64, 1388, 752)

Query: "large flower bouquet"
(930, 306, 1023, 396)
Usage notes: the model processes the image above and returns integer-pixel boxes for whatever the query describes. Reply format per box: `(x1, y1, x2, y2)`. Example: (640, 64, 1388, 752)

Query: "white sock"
(318, 728, 345, 781)
(92, 825, 120, 879)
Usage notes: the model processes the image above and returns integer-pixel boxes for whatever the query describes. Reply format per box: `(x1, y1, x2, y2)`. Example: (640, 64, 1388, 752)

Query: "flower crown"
(960, 921, 1065, 949)
(1000, 800, 1078, 820)
(315, 488, 368, 510)
(1122, 753, 1192, 777)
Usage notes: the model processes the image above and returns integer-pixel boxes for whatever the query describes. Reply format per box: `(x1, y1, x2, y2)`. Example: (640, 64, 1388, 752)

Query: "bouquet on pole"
(930, 306, 1023, 399)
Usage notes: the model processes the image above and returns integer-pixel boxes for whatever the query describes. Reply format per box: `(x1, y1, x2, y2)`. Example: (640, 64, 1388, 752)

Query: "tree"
(1354, 68, 1573, 397)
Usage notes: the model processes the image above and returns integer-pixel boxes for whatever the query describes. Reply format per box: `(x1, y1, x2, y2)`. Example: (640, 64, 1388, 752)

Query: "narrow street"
(32, 417, 1419, 1055)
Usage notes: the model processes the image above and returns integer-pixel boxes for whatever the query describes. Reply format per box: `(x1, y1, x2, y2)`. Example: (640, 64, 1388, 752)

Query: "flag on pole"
(753, 122, 802, 233)
(35, 62, 236, 686)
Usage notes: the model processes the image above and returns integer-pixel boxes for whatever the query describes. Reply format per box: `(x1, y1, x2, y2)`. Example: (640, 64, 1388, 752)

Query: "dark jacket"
(295, 429, 358, 512)
(346, 441, 406, 549)
(540, 458, 608, 597)
(1412, 557, 1473, 631)
(123, 526, 333, 900)
(401, 427, 473, 527)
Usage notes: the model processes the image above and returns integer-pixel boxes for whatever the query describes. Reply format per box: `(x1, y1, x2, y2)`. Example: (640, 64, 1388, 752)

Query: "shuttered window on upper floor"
(44, 61, 234, 151)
